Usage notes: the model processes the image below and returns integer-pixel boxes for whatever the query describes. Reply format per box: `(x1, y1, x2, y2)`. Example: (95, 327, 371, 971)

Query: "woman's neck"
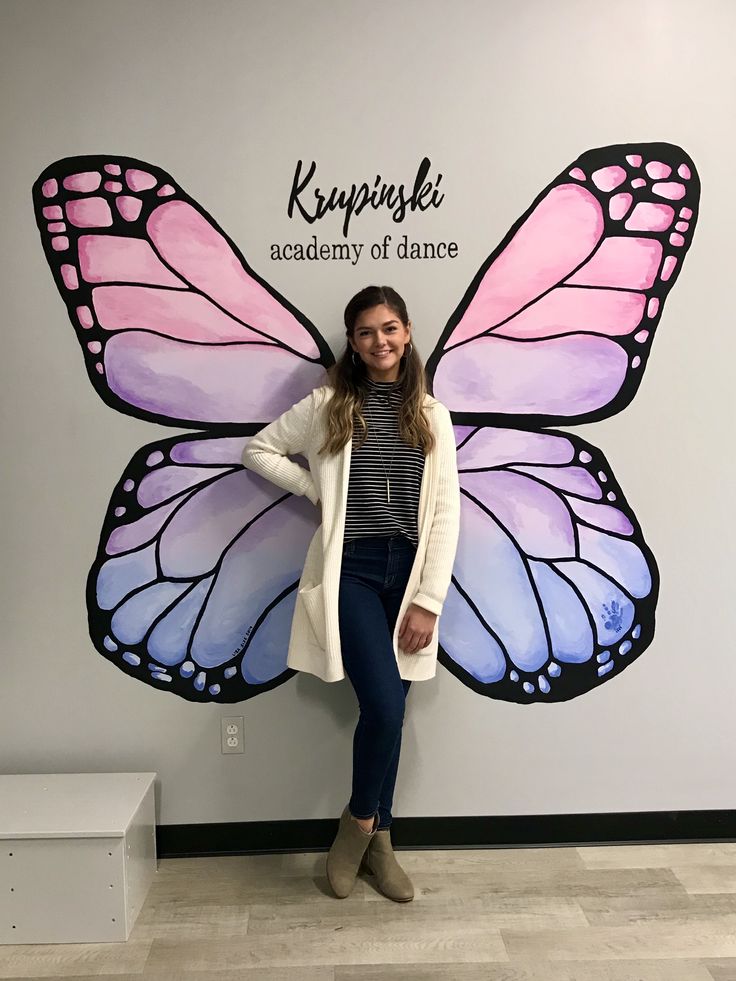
(364, 374, 402, 388)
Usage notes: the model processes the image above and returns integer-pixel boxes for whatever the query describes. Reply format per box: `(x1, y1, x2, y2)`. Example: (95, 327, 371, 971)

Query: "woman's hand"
(398, 603, 437, 654)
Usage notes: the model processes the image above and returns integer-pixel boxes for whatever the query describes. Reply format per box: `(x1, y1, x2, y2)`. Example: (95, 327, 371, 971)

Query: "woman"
(241, 285, 461, 902)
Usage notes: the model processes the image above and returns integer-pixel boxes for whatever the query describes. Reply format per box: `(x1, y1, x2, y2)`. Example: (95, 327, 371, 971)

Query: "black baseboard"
(157, 810, 736, 859)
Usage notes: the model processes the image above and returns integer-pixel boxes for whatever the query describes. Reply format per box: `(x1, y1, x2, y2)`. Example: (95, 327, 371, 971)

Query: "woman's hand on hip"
(398, 603, 437, 654)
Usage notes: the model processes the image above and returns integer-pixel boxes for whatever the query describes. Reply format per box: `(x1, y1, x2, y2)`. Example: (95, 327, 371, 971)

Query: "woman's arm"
(241, 389, 320, 505)
(412, 405, 461, 616)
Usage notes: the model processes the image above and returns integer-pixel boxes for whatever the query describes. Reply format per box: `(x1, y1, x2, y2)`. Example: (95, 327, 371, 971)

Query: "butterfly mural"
(32, 143, 699, 704)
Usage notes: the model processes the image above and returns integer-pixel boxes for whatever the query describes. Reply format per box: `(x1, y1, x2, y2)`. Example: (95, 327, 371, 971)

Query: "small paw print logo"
(602, 600, 624, 634)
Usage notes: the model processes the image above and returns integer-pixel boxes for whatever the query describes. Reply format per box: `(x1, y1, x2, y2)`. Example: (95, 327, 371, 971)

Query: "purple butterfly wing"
(33, 154, 331, 428)
(90, 432, 320, 702)
(34, 154, 336, 701)
(438, 425, 657, 702)
(425, 143, 698, 701)
(427, 142, 699, 427)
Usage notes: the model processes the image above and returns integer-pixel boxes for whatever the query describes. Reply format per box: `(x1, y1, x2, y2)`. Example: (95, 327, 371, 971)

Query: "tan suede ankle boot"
(359, 827, 414, 902)
(326, 804, 378, 899)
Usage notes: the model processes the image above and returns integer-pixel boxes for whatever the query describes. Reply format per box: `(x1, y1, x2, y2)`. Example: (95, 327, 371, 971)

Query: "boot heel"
(362, 828, 414, 902)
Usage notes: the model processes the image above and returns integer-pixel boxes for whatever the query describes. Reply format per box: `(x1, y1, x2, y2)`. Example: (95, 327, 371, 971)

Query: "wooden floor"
(2, 842, 736, 979)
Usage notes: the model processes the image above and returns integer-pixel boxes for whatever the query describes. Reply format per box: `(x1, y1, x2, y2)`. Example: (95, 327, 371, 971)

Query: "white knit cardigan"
(241, 384, 461, 682)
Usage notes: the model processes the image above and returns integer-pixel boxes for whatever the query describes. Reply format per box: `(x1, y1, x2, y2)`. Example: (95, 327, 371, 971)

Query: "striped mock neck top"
(344, 376, 425, 547)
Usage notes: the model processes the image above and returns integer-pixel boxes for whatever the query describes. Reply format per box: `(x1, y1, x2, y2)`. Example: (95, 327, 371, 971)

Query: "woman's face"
(349, 303, 411, 381)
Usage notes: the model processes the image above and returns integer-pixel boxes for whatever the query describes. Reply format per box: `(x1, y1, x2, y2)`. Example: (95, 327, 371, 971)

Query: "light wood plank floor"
(2, 842, 736, 980)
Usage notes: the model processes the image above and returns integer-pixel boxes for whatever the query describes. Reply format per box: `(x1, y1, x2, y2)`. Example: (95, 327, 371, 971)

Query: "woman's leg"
(374, 537, 416, 829)
(339, 541, 409, 827)
(373, 693, 410, 830)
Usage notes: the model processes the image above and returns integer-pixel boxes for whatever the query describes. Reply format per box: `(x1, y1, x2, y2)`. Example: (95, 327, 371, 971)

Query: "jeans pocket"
(298, 582, 326, 648)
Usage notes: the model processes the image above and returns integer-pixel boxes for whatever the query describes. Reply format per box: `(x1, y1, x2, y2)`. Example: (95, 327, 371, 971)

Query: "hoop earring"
(403, 342, 413, 358)
(351, 350, 361, 366)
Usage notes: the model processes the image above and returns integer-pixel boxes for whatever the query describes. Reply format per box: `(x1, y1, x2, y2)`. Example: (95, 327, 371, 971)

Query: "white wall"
(1, 0, 734, 823)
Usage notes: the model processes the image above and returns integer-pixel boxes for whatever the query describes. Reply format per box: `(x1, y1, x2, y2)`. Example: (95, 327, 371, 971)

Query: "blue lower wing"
(439, 425, 658, 702)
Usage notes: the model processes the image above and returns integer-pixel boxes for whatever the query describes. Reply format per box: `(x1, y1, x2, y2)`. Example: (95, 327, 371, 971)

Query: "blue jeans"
(338, 532, 415, 831)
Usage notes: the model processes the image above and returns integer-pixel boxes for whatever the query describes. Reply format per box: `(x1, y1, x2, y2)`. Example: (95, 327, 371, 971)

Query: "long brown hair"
(318, 285, 435, 457)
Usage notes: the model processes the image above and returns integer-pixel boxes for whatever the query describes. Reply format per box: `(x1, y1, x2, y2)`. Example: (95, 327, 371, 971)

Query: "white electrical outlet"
(221, 716, 244, 754)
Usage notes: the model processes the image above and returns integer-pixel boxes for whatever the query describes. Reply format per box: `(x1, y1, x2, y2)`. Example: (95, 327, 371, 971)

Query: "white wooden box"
(0, 772, 157, 944)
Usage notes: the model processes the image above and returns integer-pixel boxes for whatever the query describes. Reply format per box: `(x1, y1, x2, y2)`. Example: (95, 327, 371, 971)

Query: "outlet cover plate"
(221, 716, 244, 754)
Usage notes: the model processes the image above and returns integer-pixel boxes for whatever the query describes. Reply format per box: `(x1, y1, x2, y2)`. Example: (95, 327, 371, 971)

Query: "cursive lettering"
(288, 157, 444, 237)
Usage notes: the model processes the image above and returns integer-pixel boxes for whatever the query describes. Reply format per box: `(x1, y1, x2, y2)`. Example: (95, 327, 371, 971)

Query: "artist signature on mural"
(233, 625, 254, 658)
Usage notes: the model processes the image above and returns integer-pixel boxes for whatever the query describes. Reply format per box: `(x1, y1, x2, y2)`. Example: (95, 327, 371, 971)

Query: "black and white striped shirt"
(344, 377, 425, 547)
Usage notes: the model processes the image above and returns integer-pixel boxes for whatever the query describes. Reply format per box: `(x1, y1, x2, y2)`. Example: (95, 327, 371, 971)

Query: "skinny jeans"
(338, 532, 415, 830)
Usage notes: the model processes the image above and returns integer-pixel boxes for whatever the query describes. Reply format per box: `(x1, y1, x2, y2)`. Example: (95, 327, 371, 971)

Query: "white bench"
(0, 773, 157, 944)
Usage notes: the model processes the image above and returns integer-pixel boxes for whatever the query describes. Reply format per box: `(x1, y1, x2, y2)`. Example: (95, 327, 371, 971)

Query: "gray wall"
(1, 0, 733, 824)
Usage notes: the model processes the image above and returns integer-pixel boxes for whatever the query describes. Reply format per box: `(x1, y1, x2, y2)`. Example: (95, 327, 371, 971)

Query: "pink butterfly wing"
(33, 155, 331, 428)
(91, 432, 319, 701)
(437, 425, 658, 702)
(427, 143, 699, 425)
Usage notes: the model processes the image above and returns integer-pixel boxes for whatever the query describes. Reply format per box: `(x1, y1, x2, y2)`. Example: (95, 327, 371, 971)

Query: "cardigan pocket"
(298, 582, 327, 649)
